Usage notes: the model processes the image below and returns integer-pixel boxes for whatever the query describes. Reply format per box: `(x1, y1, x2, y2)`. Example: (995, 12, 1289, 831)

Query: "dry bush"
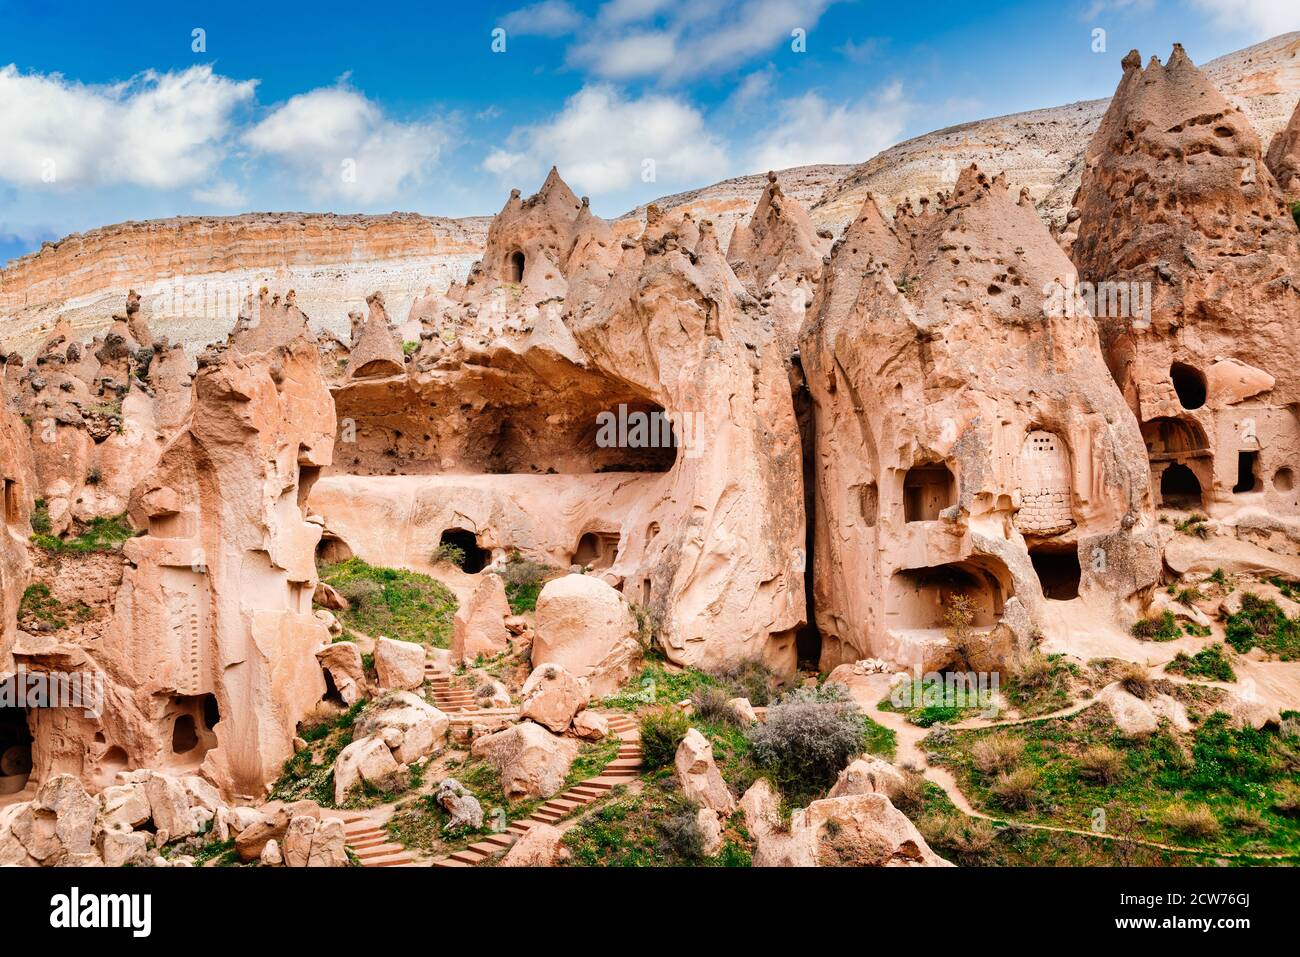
(1272, 781, 1300, 818)
(690, 686, 741, 726)
(1076, 745, 1126, 784)
(918, 812, 996, 863)
(1223, 806, 1268, 833)
(971, 732, 1025, 775)
(1165, 803, 1220, 839)
(1119, 662, 1154, 700)
(989, 767, 1039, 810)
(890, 768, 929, 815)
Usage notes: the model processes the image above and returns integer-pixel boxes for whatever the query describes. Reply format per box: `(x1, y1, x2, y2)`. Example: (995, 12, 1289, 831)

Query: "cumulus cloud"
(0, 64, 255, 188)
(750, 82, 911, 171)
(1188, 0, 1298, 36)
(482, 84, 730, 198)
(244, 83, 451, 204)
(501, 0, 585, 36)
(567, 0, 838, 83)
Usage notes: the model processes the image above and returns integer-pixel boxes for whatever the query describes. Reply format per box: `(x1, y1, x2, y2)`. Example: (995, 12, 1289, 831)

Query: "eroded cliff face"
(0, 399, 35, 671)
(800, 165, 1160, 672)
(1070, 46, 1300, 519)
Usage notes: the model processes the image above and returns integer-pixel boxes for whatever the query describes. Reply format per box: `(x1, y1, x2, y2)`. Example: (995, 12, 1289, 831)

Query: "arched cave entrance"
(0, 705, 33, 795)
(1160, 463, 1203, 508)
(1029, 543, 1081, 600)
(439, 528, 489, 573)
(903, 464, 956, 522)
(316, 533, 354, 566)
(1170, 362, 1207, 410)
(887, 561, 1007, 632)
(572, 531, 619, 570)
(1274, 467, 1294, 492)
(507, 250, 525, 283)
(167, 694, 219, 765)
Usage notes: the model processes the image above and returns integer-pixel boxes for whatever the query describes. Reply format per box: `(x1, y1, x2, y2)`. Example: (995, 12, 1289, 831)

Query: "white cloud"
(568, 0, 838, 83)
(751, 82, 911, 171)
(482, 84, 730, 198)
(501, 0, 585, 37)
(244, 83, 450, 204)
(727, 66, 777, 111)
(192, 180, 247, 208)
(0, 64, 255, 188)
(1188, 0, 1298, 36)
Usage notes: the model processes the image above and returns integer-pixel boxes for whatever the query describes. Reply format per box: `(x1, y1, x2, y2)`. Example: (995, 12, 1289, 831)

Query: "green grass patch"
(31, 513, 136, 554)
(319, 558, 457, 647)
(18, 582, 92, 630)
(926, 704, 1300, 858)
(268, 699, 368, 807)
(492, 551, 563, 613)
(1131, 611, 1183, 642)
(1166, 643, 1236, 682)
(1225, 593, 1300, 660)
(1002, 653, 1080, 717)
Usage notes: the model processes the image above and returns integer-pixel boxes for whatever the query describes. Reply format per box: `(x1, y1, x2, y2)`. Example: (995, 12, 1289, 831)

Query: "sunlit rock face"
(800, 164, 1159, 673)
(1070, 46, 1300, 520)
(83, 319, 335, 800)
(310, 171, 807, 676)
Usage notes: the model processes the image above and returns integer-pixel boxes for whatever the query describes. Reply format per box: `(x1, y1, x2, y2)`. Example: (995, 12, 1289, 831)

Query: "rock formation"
(1070, 46, 1300, 518)
(800, 164, 1159, 670)
(1266, 94, 1300, 200)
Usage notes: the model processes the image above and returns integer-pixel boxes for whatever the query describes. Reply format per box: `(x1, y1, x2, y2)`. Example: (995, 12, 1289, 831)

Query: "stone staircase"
(340, 815, 416, 867)
(426, 672, 477, 712)
(431, 712, 641, 868)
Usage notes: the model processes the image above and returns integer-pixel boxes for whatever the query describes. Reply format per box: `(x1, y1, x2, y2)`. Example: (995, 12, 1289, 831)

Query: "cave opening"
(316, 533, 354, 566)
(508, 250, 525, 283)
(1029, 543, 1081, 600)
(1170, 362, 1207, 410)
(0, 704, 32, 795)
(439, 528, 489, 573)
(572, 531, 619, 569)
(1160, 463, 1203, 508)
(888, 562, 1007, 631)
(171, 714, 198, 754)
(903, 464, 956, 522)
(1274, 467, 1294, 492)
(1234, 451, 1260, 494)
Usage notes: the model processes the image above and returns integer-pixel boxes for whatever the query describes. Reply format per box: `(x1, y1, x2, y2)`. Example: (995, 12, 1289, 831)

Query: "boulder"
(828, 757, 906, 801)
(145, 772, 199, 839)
(181, 775, 223, 814)
(1098, 683, 1158, 737)
(101, 829, 151, 867)
(282, 814, 317, 868)
(741, 780, 950, 867)
(674, 728, 735, 815)
(573, 710, 609, 741)
(259, 838, 283, 866)
(374, 636, 426, 691)
(471, 678, 512, 709)
(313, 581, 350, 610)
(471, 722, 579, 799)
(316, 641, 367, 705)
(9, 774, 99, 864)
(452, 573, 512, 664)
(1224, 691, 1281, 730)
(500, 822, 565, 866)
(233, 800, 319, 862)
(355, 691, 449, 764)
(727, 697, 758, 725)
(519, 662, 588, 733)
(333, 735, 402, 805)
(435, 779, 484, 832)
(532, 574, 641, 697)
(307, 817, 348, 867)
(99, 783, 151, 830)
(696, 807, 723, 857)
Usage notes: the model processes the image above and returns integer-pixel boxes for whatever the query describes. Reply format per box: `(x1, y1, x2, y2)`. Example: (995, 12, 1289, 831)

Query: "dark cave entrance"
(1234, 451, 1260, 494)
(0, 703, 32, 795)
(792, 359, 822, 671)
(1029, 543, 1081, 600)
(439, 527, 489, 573)
(1160, 463, 1203, 508)
(507, 250, 525, 283)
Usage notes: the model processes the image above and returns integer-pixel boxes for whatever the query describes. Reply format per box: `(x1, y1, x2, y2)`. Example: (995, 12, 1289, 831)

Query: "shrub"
(971, 732, 1024, 775)
(918, 812, 997, 864)
(84, 467, 102, 485)
(30, 500, 51, 535)
(1003, 651, 1073, 716)
(989, 767, 1039, 810)
(1166, 643, 1236, 682)
(639, 707, 690, 770)
(431, 543, 466, 569)
(747, 683, 868, 802)
(1224, 593, 1300, 659)
(890, 768, 929, 815)
(1272, 781, 1300, 818)
(690, 686, 741, 726)
(1165, 803, 1220, 839)
(656, 808, 705, 861)
(492, 551, 558, 614)
(712, 659, 777, 706)
(1131, 611, 1181, 642)
(1076, 745, 1126, 784)
(1118, 663, 1154, 700)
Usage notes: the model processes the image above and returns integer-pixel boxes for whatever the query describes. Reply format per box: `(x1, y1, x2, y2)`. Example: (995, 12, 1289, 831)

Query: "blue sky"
(0, 0, 1295, 264)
